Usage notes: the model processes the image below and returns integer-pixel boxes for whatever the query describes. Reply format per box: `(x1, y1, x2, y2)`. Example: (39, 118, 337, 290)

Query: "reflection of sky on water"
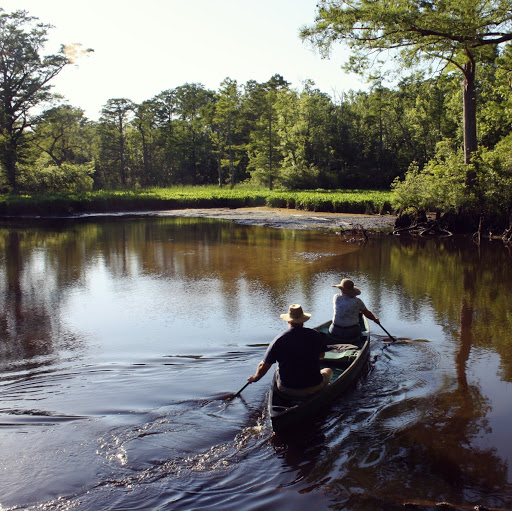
(2, 217, 511, 368)
(53, 221, 366, 363)
(60, 253, 445, 363)
(2, 217, 512, 366)
(1, 217, 512, 509)
(62, 264, 281, 361)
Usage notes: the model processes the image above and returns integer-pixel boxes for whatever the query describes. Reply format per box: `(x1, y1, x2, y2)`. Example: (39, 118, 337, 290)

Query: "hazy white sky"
(2, 0, 367, 120)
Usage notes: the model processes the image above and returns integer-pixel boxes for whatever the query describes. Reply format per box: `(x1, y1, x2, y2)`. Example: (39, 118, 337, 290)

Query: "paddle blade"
(377, 323, 399, 343)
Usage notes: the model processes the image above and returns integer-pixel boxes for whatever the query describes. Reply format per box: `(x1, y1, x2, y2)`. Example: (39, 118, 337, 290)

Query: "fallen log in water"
(503, 226, 512, 244)
(393, 220, 453, 237)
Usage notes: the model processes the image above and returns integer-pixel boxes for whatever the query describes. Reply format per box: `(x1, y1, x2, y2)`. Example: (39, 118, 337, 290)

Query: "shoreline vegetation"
(0, 187, 393, 217)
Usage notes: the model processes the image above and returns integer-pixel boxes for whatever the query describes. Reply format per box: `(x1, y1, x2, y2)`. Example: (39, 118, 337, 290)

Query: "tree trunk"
(4, 137, 17, 191)
(165, 120, 174, 180)
(2, 111, 19, 190)
(228, 115, 235, 189)
(215, 127, 223, 187)
(139, 128, 149, 186)
(268, 107, 273, 190)
(119, 117, 126, 187)
(192, 129, 197, 185)
(462, 56, 478, 187)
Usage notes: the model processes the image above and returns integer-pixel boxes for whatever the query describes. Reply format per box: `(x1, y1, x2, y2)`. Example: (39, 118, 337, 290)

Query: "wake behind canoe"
(268, 316, 370, 432)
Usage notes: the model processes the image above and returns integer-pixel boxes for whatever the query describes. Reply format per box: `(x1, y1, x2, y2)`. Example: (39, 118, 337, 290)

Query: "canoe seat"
(324, 345, 360, 367)
(326, 343, 359, 352)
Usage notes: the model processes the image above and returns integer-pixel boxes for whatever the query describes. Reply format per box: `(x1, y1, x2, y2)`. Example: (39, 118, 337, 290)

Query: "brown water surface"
(0, 216, 511, 510)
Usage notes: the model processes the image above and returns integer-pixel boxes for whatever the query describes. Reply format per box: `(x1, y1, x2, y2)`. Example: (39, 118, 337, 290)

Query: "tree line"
(303, 0, 512, 227)
(1, 6, 512, 227)
(20, 73, 470, 193)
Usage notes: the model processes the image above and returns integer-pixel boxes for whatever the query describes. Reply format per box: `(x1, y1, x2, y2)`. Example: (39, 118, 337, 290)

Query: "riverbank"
(156, 207, 397, 232)
(0, 206, 397, 235)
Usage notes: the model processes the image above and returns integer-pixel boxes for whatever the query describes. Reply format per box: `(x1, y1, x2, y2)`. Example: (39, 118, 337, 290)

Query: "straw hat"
(332, 278, 361, 297)
(280, 304, 311, 324)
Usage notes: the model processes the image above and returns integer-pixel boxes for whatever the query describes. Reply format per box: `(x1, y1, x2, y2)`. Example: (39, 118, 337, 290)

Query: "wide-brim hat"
(280, 304, 311, 324)
(332, 278, 361, 296)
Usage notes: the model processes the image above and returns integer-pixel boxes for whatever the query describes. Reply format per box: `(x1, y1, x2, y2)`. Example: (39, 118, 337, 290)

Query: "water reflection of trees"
(2, 218, 511, 508)
(0, 228, 87, 366)
(394, 266, 509, 504)
(293, 265, 509, 508)
(361, 237, 512, 500)
(1, 231, 55, 363)
(0, 218, 360, 365)
(2, 219, 512, 380)
(264, 236, 512, 508)
(383, 237, 512, 381)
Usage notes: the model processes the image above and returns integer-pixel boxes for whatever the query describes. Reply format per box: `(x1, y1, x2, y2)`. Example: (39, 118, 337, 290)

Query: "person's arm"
(362, 307, 379, 323)
(248, 361, 272, 382)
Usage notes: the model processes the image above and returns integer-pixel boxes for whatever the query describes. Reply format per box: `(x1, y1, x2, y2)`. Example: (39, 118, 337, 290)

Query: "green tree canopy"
(32, 105, 95, 166)
(99, 98, 135, 187)
(302, 0, 512, 188)
(212, 78, 243, 188)
(0, 9, 91, 190)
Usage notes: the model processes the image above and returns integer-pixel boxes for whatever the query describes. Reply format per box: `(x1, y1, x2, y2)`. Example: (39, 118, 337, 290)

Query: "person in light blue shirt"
(329, 279, 379, 340)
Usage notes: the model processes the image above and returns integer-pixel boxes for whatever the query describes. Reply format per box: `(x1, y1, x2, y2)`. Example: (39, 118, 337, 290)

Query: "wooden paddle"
(376, 322, 399, 343)
(226, 381, 251, 400)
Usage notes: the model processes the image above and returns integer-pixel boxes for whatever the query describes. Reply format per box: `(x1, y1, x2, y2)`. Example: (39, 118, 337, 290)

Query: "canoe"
(268, 315, 370, 432)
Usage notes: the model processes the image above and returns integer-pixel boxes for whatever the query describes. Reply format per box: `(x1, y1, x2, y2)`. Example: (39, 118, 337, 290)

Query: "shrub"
(278, 163, 321, 190)
(392, 142, 473, 214)
(479, 136, 512, 215)
(18, 156, 95, 193)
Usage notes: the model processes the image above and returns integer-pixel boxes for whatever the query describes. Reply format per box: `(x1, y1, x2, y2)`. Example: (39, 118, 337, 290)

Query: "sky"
(2, 0, 367, 120)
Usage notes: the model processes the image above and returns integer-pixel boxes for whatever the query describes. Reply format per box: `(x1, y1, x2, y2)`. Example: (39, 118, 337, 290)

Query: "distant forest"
(5, 70, 505, 193)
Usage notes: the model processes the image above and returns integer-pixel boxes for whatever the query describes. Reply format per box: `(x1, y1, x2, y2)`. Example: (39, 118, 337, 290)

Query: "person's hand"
(247, 374, 259, 383)
(374, 317, 380, 324)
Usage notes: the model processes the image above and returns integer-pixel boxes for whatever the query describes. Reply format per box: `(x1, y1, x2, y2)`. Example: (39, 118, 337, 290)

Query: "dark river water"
(1, 215, 512, 510)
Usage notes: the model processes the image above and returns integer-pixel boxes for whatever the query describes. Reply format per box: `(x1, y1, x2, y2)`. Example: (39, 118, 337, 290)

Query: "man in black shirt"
(247, 304, 333, 397)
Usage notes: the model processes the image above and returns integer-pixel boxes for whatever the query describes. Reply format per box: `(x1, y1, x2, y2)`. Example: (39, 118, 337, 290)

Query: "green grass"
(0, 186, 394, 216)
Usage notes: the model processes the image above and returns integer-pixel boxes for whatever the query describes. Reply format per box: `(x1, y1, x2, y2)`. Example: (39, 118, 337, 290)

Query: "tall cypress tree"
(302, 0, 512, 189)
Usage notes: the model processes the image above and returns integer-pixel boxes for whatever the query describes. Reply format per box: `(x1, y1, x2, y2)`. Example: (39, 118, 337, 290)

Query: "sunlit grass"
(0, 186, 394, 216)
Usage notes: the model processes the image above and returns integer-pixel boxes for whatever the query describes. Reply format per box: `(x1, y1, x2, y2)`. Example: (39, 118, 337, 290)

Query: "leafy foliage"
(2, 5, 512, 228)
(478, 136, 512, 214)
(302, 0, 512, 190)
(17, 155, 94, 193)
(392, 139, 512, 222)
(0, 9, 91, 190)
(0, 186, 392, 216)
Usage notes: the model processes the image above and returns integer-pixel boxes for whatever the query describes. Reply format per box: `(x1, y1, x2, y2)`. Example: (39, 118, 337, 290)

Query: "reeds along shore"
(0, 187, 394, 217)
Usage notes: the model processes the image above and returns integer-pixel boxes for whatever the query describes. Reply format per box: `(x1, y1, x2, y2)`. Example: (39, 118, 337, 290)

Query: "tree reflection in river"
(2, 231, 55, 362)
(0, 216, 512, 510)
(384, 265, 510, 507)
(0, 228, 85, 367)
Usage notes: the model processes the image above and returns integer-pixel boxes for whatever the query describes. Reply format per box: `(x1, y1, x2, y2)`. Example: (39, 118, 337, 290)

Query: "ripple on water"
(40, 407, 281, 511)
(271, 335, 470, 507)
(0, 333, 481, 511)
